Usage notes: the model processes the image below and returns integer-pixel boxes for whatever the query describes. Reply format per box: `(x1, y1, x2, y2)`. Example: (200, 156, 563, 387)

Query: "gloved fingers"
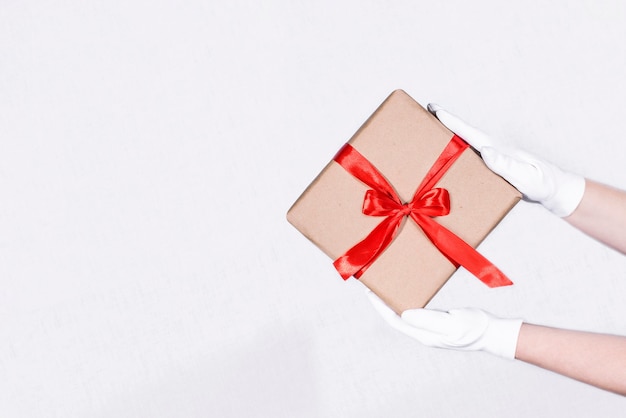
(401, 308, 458, 335)
(366, 290, 415, 334)
(366, 291, 444, 344)
(480, 147, 543, 195)
(427, 103, 495, 151)
(403, 308, 490, 348)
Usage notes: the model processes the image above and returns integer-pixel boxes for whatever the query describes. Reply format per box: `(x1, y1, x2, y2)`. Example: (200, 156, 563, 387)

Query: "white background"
(2, 1, 626, 417)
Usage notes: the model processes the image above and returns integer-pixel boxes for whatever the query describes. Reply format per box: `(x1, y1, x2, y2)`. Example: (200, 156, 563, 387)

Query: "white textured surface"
(2, 1, 626, 416)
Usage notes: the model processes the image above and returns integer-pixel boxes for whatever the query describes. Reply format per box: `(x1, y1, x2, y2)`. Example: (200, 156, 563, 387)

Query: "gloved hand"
(427, 103, 585, 217)
(367, 291, 523, 359)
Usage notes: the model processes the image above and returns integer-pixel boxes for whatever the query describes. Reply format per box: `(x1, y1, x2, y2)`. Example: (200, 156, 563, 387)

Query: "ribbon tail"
(411, 214, 513, 288)
(333, 215, 404, 280)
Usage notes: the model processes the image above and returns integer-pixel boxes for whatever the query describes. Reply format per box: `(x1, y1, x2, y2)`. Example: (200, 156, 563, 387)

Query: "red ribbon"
(332, 135, 513, 288)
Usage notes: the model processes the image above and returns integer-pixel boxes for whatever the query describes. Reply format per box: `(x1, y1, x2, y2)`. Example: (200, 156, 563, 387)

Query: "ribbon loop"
(363, 189, 404, 216)
(332, 135, 513, 288)
(411, 188, 450, 217)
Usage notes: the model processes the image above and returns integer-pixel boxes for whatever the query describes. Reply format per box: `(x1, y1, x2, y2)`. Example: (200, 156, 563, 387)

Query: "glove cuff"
(483, 317, 524, 360)
(543, 172, 586, 217)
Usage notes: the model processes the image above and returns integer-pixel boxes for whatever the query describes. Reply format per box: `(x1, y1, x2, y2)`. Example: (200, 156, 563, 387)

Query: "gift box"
(287, 90, 521, 314)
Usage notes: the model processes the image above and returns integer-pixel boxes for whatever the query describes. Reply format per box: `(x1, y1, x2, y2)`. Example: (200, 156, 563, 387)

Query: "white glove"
(427, 104, 585, 217)
(367, 291, 523, 359)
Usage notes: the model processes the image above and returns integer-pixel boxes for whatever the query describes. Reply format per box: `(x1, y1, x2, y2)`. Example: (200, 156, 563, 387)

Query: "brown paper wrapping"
(287, 90, 521, 313)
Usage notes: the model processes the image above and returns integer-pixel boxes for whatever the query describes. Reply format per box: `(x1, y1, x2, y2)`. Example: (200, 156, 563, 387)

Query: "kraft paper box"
(287, 90, 521, 314)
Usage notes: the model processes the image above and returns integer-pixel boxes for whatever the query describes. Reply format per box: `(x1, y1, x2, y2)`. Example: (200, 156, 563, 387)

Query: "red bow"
(332, 135, 512, 288)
